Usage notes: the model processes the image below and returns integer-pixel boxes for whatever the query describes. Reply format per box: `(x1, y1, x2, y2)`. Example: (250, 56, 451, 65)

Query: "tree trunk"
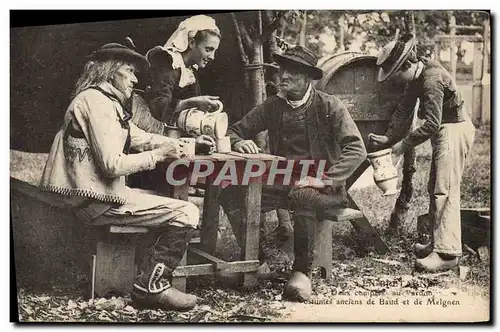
(299, 10, 307, 46)
(263, 11, 280, 98)
(405, 10, 416, 35)
(246, 11, 268, 150)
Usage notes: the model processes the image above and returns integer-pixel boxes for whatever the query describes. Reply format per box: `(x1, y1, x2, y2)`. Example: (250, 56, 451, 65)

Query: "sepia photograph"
(9, 8, 491, 323)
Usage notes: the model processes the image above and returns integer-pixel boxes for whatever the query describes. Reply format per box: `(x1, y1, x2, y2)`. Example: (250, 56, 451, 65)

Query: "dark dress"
(146, 50, 201, 126)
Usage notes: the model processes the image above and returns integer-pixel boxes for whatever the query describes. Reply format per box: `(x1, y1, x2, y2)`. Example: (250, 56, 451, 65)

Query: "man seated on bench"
(219, 46, 367, 302)
(39, 41, 211, 311)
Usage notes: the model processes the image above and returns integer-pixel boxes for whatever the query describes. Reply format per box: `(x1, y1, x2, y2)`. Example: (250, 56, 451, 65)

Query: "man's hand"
(234, 140, 261, 154)
(189, 95, 221, 112)
(152, 139, 184, 161)
(368, 133, 390, 148)
(391, 140, 404, 158)
(195, 135, 216, 155)
(295, 176, 326, 190)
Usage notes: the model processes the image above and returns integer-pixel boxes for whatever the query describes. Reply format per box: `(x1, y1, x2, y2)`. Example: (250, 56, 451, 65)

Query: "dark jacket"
(227, 88, 367, 186)
(146, 52, 200, 125)
(129, 92, 165, 135)
(386, 58, 466, 149)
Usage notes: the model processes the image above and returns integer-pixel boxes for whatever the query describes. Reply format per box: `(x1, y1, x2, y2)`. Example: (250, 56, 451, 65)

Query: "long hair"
(72, 59, 125, 98)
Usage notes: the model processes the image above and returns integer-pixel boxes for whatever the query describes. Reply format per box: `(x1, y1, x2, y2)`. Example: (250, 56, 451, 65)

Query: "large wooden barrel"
(315, 52, 406, 152)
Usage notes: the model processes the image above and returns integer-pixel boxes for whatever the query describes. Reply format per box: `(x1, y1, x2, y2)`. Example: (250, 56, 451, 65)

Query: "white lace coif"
(146, 15, 220, 88)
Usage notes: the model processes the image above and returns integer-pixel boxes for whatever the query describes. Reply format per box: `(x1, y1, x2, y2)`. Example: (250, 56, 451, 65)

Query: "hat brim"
(377, 37, 416, 83)
(87, 48, 150, 72)
(274, 53, 323, 80)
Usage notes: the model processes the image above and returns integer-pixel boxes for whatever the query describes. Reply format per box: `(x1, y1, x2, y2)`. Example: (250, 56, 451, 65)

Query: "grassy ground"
(11, 125, 491, 322)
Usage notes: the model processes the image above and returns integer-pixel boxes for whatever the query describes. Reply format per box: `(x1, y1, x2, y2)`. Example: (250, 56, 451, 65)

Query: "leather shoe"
(283, 271, 312, 302)
(415, 252, 458, 273)
(131, 287, 197, 311)
(414, 242, 433, 259)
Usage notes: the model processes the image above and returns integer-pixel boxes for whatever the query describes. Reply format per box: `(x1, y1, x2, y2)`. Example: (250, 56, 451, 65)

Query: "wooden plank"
(172, 263, 213, 277)
(347, 196, 390, 254)
(108, 226, 149, 234)
(171, 251, 187, 292)
(188, 247, 227, 270)
(10, 177, 69, 209)
(94, 237, 136, 297)
(472, 41, 483, 123)
(201, 152, 246, 161)
(450, 15, 457, 81)
(336, 94, 401, 121)
(312, 219, 333, 279)
(325, 66, 355, 94)
(434, 35, 483, 42)
(163, 152, 285, 163)
(226, 151, 286, 161)
(240, 180, 263, 288)
(190, 237, 201, 244)
(171, 260, 261, 277)
(200, 181, 220, 255)
(329, 208, 364, 223)
(346, 160, 370, 190)
(481, 20, 491, 124)
(454, 24, 483, 31)
(353, 65, 375, 94)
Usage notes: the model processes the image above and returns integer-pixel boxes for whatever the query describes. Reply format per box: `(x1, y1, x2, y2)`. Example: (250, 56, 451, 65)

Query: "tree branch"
(238, 21, 254, 54)
(231, 12, 249, 65)
(259, 11, 285, 43)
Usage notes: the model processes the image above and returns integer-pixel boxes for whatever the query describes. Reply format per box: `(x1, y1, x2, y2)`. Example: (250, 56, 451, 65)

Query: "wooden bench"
(311, 208, 365, 280)
(10, 177, 209, 297)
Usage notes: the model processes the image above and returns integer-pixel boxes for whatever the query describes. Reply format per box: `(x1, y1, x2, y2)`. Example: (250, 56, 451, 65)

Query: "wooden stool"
(92, 225, 200, 298)
(93, 225, 149, 298)
(311, 208, 364, 280)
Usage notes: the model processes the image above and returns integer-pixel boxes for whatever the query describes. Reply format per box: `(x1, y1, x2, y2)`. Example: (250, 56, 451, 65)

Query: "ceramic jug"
(177, 100, 228, 139)
(367, 148, 400, 196)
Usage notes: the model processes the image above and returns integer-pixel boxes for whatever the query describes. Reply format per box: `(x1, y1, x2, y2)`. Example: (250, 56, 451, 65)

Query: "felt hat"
(87, 37, 150, 71)
(274, 45, 323, 80)
(377, 33, 416, 82)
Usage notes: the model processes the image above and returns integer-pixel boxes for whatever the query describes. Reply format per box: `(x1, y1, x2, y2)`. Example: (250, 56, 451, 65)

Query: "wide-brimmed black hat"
(377, 34, 416, 82)
(274, 45, 323, 80)
(86, 38, 150, 71)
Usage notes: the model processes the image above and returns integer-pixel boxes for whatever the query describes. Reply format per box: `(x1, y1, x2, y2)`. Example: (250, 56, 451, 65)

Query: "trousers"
(429, 118, 475, 256)
(90, 187, 200, 293)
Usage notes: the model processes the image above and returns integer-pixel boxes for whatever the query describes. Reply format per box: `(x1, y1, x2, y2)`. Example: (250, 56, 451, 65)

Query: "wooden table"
(155, 152, 286, 290)
(155, 150, 389, 291)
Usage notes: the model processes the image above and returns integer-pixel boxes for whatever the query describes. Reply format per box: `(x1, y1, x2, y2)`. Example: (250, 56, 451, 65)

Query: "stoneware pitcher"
(177, 100, 228, 139)
(367, 148, 400, 196)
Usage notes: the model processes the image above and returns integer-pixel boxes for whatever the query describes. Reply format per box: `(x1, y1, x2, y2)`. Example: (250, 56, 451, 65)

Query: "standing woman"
(369, 34, 476, 272)
(145, 14, 222, 126)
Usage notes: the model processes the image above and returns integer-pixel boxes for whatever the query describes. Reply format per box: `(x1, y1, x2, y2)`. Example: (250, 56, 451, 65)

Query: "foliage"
(274, 10, 489, 58)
